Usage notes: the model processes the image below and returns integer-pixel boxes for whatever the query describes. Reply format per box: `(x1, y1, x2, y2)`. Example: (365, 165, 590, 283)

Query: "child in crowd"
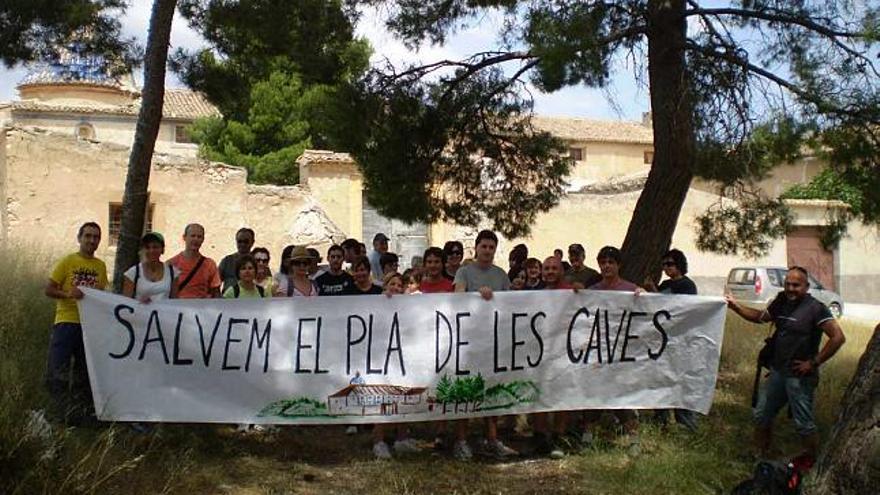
(223, 254, 267, 299)
(371, 272, 420, 459)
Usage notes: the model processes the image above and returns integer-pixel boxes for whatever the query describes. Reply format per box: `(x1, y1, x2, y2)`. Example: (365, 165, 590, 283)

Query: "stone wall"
(6, 113, 197, 157)
(1, 126, 342, 275)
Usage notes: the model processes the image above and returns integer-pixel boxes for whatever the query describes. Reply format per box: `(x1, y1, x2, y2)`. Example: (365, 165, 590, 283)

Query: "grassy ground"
(1, 246, 874, 495)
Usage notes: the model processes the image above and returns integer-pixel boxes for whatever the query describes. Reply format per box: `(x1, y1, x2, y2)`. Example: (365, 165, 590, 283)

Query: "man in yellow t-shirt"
(44, 221, 108, 425)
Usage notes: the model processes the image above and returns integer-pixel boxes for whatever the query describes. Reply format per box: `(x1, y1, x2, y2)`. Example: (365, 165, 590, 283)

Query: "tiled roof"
(531, 115, 654, 144)
(162, 89, 222, 120)
(9, 89, 220, 121)
(329, 384, 427, 398)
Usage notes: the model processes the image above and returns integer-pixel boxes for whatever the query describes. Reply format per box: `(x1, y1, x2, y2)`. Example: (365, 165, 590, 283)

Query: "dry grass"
(0, 245, 874, 494)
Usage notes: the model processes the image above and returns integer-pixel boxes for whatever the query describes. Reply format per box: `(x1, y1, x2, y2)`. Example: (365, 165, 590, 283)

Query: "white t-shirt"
(124, 262, 179, 301)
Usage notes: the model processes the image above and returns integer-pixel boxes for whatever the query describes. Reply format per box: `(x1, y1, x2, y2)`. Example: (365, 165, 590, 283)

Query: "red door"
(786, 227, 835, 290)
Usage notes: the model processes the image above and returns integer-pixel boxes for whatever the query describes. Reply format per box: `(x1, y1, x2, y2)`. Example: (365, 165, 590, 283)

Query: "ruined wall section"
(2, 126, 342, 273)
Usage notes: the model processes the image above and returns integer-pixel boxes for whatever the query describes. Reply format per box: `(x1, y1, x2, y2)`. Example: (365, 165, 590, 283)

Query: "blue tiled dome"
(18, 42, 136, 92)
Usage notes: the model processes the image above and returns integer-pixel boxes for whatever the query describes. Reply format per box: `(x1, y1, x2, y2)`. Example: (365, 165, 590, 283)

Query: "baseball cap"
(141, 231, 165, 246)
(373, 233, 389, 243)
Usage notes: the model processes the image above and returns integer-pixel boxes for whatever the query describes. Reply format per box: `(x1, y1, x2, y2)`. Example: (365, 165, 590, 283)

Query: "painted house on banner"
(327, 384, 429, 416)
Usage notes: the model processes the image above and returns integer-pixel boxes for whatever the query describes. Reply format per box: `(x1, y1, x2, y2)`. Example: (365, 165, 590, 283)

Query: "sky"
(0, 3, 650, 122)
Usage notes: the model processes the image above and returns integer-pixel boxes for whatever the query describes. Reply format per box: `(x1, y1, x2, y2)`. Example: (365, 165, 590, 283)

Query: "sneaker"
(453, 440, 473, 460)
(345, 426, 358, 435)
(483, 439, 518, 459)
(433, 436, 446, 452)
(580, 430, 595, 449)
(373, 441, 392, 460)
(549, 446, 566, 459)
(236, 423, 251, 433)
(394, 438, 420, 454)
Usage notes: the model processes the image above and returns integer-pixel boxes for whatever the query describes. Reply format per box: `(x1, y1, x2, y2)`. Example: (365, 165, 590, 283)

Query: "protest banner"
(78, 288, 727, 424)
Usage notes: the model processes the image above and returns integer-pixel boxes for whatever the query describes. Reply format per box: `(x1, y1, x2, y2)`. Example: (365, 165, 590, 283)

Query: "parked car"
(725, 266, 844, 318)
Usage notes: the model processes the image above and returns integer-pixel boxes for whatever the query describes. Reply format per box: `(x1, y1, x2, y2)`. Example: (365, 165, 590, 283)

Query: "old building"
(327, 384, 429, 416)
(1, 53, 877, 304)
(0, 55, 344, 271)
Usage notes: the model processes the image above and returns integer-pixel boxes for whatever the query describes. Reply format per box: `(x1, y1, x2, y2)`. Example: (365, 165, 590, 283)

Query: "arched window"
(76, 123, 95, 140)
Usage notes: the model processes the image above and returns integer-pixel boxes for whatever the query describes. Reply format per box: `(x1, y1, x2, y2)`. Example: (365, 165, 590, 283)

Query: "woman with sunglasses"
(251, 247, 275, 295)
(648, 249, 699, 432)
(442, 240, 464, 281)
(274, 246, 319, 297)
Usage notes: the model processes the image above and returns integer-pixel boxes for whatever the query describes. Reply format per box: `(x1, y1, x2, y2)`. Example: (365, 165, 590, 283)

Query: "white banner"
(78, 288, 727, 424)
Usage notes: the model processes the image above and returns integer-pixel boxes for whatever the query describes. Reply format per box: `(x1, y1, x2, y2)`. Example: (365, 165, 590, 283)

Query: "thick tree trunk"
(620, 0, 694, 284)
(807, 324, 880, 494)
(112, 0, 177, 291)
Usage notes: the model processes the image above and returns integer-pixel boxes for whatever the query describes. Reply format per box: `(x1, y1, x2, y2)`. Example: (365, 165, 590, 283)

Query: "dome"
(17, 42, 139, 97)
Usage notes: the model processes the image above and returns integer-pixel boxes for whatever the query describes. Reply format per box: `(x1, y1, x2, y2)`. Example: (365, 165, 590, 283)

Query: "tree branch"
(685, 6, 880, 78)
(685, 41, 875, 122)
(683, 8, 863, 38)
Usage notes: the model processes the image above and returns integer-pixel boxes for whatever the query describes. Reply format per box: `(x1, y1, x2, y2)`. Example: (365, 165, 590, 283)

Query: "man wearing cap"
(565, 243, 601, 289)
(218, 227, 255, 293)
(369, 233, 390, 281)
(168, 223, 222, 299)
(122, 232, 179, 302)
(44, 221, 108, 424)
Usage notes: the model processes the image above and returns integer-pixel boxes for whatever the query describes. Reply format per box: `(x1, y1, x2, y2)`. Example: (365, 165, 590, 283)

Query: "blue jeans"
(46, 322, 93, 421)
(753, 368, 817, 436)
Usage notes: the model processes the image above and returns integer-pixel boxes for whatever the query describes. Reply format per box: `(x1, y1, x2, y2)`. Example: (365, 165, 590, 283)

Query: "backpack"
(232, 284, 265, 298)
(731, 460, 802, 495)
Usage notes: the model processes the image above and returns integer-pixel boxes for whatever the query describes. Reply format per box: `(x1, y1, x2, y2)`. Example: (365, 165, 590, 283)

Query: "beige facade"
(297, 143, 880, 304)
(0, 79, 218, 158)
(1, 126, 344, 271)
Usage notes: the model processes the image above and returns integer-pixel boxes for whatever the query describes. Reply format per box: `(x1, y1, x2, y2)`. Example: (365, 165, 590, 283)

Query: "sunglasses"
(254, 257, 269, 263)
(662, 261, 676, 267)
(448, 250, 463, 256)
(291, 260, 310, 267)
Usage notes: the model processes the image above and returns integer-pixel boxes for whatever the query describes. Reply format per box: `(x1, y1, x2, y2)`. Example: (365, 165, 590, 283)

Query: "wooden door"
(786, 227, 835, 290)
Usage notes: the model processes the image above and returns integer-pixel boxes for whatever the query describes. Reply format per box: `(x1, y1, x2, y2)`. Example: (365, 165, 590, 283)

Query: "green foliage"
(0, 0, 137, 68)
(259, 396, 328, 417)
(344, 65, 572, 237)
(174, 0, 370, 185)
(191, 71, 326, 184)
(695, 194, 793, 259)
(174, 0, 370, 120)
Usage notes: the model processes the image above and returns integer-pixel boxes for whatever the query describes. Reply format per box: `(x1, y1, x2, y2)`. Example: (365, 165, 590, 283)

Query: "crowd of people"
(44, 221, 845, 464)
